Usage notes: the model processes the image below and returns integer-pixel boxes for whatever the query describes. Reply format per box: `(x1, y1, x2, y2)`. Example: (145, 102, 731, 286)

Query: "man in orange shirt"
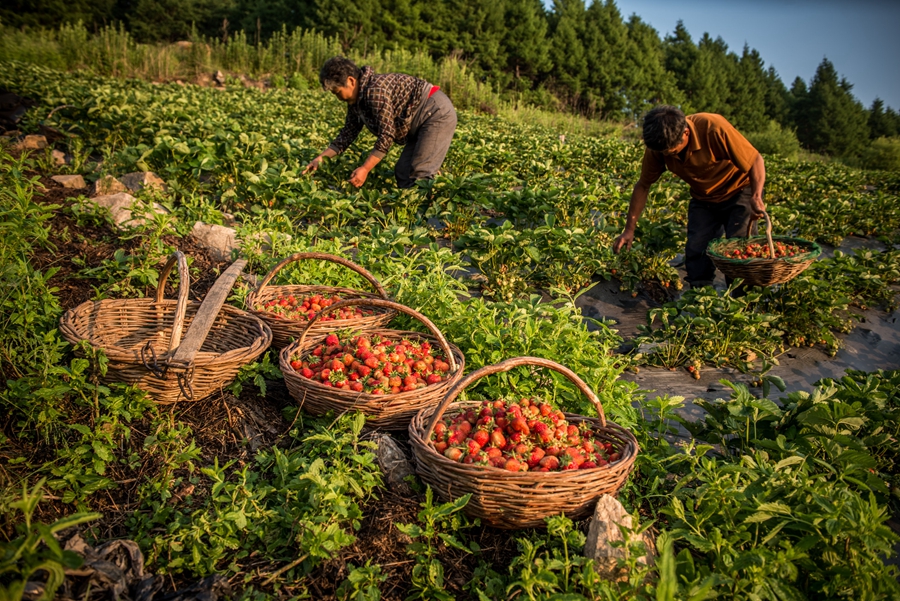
(613, 105, 766, 289)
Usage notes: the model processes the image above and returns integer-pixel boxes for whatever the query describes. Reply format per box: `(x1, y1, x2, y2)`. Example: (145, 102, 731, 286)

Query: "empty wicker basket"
(409, 356, 639, 529)
(60, 252, 272, 404)
(280, 298, 464, 430)
(246, 252, 395, 349)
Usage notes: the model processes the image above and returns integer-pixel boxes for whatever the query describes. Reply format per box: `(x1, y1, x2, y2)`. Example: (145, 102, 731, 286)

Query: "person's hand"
(613, 231, 634, 254)
(302, 156, 323, 175)
(750, 195, 766, 218)
(349, 166, 369, 188)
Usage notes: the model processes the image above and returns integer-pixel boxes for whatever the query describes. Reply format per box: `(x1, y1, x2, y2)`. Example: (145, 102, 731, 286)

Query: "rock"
(221, 212, 237, 227)
(191, 221, 238, 261)
(18, 134, 47, 150)
(93, 175, 127, 196)
(373, 433, 415, 491)
(51, 174, 86, 189)
(120, 171, 167, 193)
(91, 193, 168, 230)
(583, 495, 656, 567)
(214, 70, 226, 85)
(51, 149, 66, 166)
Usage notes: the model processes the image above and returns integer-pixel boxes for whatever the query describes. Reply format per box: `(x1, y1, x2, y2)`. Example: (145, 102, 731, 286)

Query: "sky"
(612, 0, 900, 110)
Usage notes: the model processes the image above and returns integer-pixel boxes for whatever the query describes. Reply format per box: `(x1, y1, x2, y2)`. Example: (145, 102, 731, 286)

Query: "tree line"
(3, 0, 899, 159)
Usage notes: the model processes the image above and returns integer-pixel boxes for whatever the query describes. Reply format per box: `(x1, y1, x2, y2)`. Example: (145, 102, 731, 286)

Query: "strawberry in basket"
(430, 398, 622, 472)
(288, 332, 453, 394)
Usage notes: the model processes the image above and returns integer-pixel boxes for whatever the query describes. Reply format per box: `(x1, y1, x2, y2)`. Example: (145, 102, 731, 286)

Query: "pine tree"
(623, 15, 684, 121)
(581, 0, 630, 117)
(798, 58, 869, 157)
(663, 20, 699, 104)
(547, 0, 588, 109)
(762, 66, 791, 126)
(868, 98, 899, 139)
(500, 0, 551, 95)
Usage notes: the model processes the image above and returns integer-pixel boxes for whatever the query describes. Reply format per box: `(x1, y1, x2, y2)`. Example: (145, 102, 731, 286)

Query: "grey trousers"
(395, 90, 457, 188)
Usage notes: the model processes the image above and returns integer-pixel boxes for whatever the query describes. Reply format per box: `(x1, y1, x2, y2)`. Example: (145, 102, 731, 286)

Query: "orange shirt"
(637, 113, 759, 203)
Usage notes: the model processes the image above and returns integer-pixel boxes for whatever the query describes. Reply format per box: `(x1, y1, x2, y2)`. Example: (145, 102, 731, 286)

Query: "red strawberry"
(444, 447, 464, 461)
(490, 428, 506, 448)
(325, 334, 339, 346)
(472, 429, 490, 447)
(539, 456, 560, 470)
(503, 458, 522, 472)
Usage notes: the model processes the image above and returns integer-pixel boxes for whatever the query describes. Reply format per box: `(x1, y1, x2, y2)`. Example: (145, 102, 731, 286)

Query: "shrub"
(862, 136, 900, 172)
(745, 120, 802, 160)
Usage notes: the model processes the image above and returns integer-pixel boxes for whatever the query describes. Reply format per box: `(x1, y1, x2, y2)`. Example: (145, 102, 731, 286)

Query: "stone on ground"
(120, 171, 167, 193)
(373, 433, 415, 492)
(51, 174, 86, 189)
(51, 149, 66, 166)
(18, 134, 47, 150)
(191, 221, 237, 262)
(584, 494, 656, 574)
(93, 175, 127, 196)
(91, 193, 168, 230)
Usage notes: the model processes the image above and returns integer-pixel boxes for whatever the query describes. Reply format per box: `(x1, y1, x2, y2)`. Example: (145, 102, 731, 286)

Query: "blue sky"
(610, 0, 900, 110)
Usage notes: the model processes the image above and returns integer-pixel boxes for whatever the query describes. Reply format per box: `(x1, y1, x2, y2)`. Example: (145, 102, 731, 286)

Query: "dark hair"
(319, 56, 361, 92)
(642, 105, 686, 152)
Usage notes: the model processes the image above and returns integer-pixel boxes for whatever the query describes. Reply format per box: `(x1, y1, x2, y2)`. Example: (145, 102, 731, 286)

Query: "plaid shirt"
(328, 66, 429, 159)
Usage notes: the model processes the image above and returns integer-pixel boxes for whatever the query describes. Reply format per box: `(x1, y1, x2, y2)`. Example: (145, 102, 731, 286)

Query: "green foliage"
(396, 488, 478, 601)
(745, 120, 803, 160)
(862, 136, 900, 172)
(336, 561, 387, 601)
(0, 480, 101, 601)
(129, 412, 382, 577)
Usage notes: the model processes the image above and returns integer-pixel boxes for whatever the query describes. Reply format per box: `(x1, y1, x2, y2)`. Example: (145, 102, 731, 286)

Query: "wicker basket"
(246, 252, 395, 349)
(280, 298, 465, 430)
(60, 252, 272, 404)
(707, 211, 821, 286)
(409, 357, 639, 529)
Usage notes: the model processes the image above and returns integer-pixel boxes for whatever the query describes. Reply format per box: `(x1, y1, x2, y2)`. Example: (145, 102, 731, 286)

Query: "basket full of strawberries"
(706, 211, 821, 287)
(247, 252, 396, 349)
(280, 298, 464, 430)
(409, 357, 639, 529)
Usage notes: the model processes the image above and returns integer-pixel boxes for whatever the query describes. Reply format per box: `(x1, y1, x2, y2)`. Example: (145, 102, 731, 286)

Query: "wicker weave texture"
(409, 357, 639, 529)
(59, 253, 272, 404)
(280, 298, 465, 431)
(707, 211, 821, 287)
(246, 252, 395, 349)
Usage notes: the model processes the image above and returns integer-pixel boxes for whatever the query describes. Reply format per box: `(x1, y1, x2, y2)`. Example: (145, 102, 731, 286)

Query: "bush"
(862, 136, 900, 172)
(287, 72, 309, 90)
(745, 120, 802, 160)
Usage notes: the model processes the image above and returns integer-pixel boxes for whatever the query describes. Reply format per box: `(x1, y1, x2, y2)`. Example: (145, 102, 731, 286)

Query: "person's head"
(642, 105, 688, 154)
(319, 56, 361, 103)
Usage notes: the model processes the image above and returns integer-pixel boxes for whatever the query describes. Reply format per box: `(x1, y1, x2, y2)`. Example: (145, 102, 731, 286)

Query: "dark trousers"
(395, 90, 457, 188)
(685, 186, 758, 287)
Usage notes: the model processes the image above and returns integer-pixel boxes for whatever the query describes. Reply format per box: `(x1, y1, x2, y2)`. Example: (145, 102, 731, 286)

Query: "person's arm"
(613, 180, 651, 253)
(748, 152, 766, 216)
(304, 108, 364, 175)
(349, 154, 382, 187)
(302, 147, 337, 175)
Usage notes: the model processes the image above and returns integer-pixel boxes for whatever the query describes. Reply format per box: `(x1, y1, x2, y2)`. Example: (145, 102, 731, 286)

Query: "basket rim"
(61, 297, 272, 365)
(410, 399, 637, 478)
(280, 328, 465, 402)
(707, 235, 822, 264)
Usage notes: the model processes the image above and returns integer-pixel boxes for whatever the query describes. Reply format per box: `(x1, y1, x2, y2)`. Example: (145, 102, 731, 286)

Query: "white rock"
(583, 495, 656, 566)
(92, 193, 168, 230)
(120, 171, 167, 193)
(191, 221, 237, 262)
(51, 174, 86, 189)
(51, 149, 66, 166)
(93, 175, 127, 197)
(214, 70, 226, 85)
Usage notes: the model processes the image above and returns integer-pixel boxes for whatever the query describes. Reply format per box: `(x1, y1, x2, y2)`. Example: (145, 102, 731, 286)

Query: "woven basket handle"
(254, 252, 389, 298)
(296, 298, 457, 372)
(153, 251, 190, 352)
(422, 356, 606, 440)
(745, 210, 776, 259)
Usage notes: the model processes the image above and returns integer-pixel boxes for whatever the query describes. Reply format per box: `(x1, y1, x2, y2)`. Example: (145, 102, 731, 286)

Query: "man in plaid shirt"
(304, 56, 457, 188)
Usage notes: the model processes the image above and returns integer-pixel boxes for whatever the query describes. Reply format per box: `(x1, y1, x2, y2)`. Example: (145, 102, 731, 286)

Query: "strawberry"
(490, 428, 506, 448)
(444, 447, 464, 461)
(472, 429, 490, 447)
(325, 333, 339, 346)
(539, 455, 560, 470)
